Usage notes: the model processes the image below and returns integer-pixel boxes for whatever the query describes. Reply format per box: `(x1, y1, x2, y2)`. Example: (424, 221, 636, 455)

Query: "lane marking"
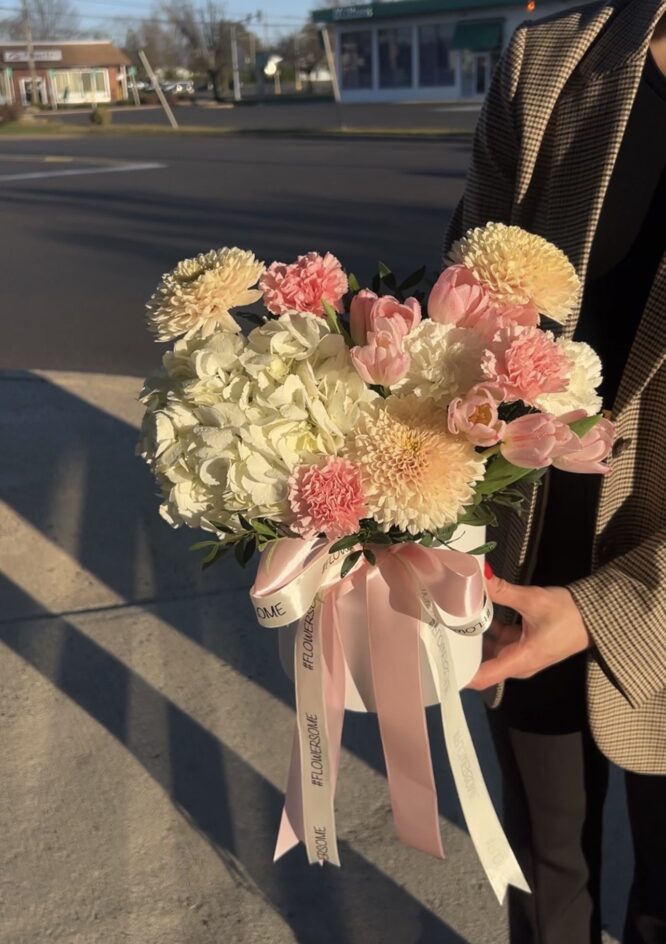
(0, 161, 166, 182)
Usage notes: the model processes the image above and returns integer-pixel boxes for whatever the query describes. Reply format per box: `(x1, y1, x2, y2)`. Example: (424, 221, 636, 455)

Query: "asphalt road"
(0, 132, 472, 376)
(37, 100, 482, 133)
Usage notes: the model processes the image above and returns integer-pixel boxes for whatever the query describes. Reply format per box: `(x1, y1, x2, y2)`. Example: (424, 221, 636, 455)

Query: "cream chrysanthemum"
(344, 394, 485, 534)
(449, 223, 580, 323)
(536, 339, 603, 417)
(147, 247, 265, 341)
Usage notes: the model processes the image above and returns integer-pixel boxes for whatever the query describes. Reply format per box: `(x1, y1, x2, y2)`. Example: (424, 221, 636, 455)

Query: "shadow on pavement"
(0, 576, 471, 944)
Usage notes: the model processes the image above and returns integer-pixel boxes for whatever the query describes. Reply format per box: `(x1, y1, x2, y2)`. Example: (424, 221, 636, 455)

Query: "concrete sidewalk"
(0, 370, 630, 944)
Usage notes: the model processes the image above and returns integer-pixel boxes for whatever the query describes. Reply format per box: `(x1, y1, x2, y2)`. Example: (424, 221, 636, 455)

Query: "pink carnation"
(482, 325, 571, 405)
(260, 252, 348, 317)
(288, 457, 367, 540)
(448, 383, 506, 446)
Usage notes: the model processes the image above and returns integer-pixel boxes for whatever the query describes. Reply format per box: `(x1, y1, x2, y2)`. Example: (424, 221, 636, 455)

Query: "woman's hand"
(467, 571, 592, 691)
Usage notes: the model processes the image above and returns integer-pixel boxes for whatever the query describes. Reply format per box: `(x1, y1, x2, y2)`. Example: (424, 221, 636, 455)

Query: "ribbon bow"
(250, 537, 529, 903)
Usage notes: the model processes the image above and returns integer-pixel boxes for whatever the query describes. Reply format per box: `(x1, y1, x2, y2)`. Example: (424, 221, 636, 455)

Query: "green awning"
(450, 19, 503, 52)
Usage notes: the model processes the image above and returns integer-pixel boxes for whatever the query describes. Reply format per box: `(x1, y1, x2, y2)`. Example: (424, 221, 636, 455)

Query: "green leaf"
(467, 541, 497, 556)
(519, 467, 548, 485)
(234, 535, 256, 568)
(209, 521, 236, 534)
(348, 273, 361, 293)
(476, 456, 534, 497)
(378, 261, 397, 290)
(362, 548, 377, 566)
(252, 519, 278, 538)
(321, 298, 342, 335)
(420, 532, 434, 547)
(568, 414, 602, 439)
(189, 540, 218, 552)
(329, 533, 361, 554)
(237, 513, 252, 532)
(340, 549, 362, 579)
(202, 544, 227, 569)
(399, 265, 427, 292)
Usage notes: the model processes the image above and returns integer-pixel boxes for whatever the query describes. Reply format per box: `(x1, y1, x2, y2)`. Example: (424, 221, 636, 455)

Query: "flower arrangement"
(137, 225, 613, 894)
(139, 223, 612, 577)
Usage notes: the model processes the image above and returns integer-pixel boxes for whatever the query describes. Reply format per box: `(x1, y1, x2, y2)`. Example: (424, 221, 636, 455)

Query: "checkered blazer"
(445, 0, 666, 773)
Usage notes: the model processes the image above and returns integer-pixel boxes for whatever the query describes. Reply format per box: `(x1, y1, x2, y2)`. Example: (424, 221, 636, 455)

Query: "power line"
(0, 5, 307, 29)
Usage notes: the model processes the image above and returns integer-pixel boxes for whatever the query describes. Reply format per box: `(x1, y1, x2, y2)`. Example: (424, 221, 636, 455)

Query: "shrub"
(0, 103, 24, 123)
(89, 105, 112, 126)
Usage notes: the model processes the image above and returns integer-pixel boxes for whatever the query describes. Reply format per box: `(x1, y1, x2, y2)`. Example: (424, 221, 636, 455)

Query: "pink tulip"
(371, 295, 421, 334)
(350, 289, 379, 345)
(552, 415, 614, 474)
(448, 384, 506, 446)
(500, 412, 575, 469)
(350, 319, 410, 387)
(428, 264, 491, 327)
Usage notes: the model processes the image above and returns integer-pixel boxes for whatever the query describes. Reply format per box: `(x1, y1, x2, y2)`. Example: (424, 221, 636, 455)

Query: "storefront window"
(378, 27, 413, 89)
(340, 30, 373, 90)
(418, 23, 455, 87)
(53, 69, 108, 101)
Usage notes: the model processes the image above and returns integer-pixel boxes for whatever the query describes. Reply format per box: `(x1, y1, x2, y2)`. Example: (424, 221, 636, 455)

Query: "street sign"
(332, 4, 373, 19)
(3, 49, 63, 62)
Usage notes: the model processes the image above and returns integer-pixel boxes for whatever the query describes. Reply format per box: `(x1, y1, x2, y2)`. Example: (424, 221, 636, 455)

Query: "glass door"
(474, 53, 489, 96)
(460, 51, 491, 98)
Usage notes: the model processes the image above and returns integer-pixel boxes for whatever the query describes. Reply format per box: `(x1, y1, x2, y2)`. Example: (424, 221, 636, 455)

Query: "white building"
(312, 0, 579, 103)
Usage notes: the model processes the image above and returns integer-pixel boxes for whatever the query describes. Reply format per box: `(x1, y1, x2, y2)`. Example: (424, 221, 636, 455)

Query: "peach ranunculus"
(448, 383, 506, 447)
(428, 264, 492, 328)
(551, 412, 615, 474)
(482, 325, 571, 405)
(350, 317, 411, 387)
(260, 251, 348, 317)
(351, 291, 421, 345)
(500, 412, 575, 469)
(287, 456, 368, 540)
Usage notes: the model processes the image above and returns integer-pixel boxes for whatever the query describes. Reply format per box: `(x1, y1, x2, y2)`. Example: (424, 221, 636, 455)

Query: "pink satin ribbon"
(251, 538, 486, 865)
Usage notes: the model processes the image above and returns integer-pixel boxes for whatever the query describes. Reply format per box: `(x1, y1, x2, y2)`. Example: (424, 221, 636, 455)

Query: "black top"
(532, 50, 666, 587)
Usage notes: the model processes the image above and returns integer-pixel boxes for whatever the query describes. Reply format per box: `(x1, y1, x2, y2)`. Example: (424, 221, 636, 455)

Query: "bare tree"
(124, 16, 188, 77)
(0, 0, 79, 40)
(164, 1, 256, 101)
(277, 23, 325, 93)
(31, 0, 79, 38)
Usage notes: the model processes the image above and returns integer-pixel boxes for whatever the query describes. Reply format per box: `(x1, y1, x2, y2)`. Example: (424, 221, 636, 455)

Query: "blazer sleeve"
(443, 23, 527, 255)
(568, 529, 666, 708)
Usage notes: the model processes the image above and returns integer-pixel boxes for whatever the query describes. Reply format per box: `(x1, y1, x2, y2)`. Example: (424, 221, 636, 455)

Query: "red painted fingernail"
(484, 562, 494, 579)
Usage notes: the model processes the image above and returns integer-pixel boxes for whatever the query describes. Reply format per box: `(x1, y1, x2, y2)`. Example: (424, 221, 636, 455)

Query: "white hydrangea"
(394, 321, 486, 402)
(138, 311, 377, 530)
(536, 339, 603, 417)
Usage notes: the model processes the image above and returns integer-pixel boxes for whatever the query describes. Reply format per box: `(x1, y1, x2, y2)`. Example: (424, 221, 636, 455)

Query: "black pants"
(488, 654, 666, 944)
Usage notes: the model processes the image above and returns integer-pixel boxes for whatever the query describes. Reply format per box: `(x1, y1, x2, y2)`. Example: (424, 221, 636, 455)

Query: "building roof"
(313, 0, 554, 23)
(0, 40, 130, 69)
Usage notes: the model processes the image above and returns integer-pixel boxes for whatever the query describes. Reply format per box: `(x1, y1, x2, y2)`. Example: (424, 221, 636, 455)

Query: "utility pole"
(230, 24, 241, 102)
(138, 50, 178, 128)
(21, 0, 40, 107)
